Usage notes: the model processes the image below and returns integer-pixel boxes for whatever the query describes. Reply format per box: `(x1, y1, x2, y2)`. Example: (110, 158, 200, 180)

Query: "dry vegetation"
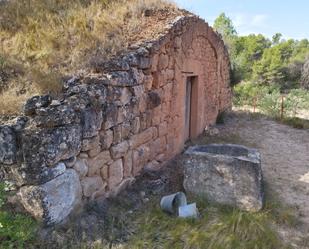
(0, 0, 183, 115)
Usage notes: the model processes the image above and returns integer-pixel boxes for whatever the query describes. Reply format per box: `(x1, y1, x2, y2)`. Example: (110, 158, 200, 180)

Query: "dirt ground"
(197, 111, 309, 248)
(39, 111, 309, 249)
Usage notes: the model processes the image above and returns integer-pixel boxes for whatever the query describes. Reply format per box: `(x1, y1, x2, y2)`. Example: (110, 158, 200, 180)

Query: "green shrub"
(284, 89, 309, 116)
(258, 87, 281, 117)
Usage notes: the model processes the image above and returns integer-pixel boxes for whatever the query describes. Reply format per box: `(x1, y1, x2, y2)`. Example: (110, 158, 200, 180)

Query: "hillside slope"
(0, 0, 187, 114)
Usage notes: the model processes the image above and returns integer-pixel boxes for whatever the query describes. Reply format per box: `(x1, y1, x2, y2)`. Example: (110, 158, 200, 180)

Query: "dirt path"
(205, 112, 309, 247)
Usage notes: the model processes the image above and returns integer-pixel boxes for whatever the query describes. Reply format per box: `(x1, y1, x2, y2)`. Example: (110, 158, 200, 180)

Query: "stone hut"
(0, 15, 232, 224)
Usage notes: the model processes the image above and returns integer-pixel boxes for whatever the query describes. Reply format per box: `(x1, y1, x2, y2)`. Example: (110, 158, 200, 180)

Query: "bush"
(301, 58, 309, 89)
(258, 88, 281, 117)
(234, 82, 309, 122)
(284, 89, 309, 116)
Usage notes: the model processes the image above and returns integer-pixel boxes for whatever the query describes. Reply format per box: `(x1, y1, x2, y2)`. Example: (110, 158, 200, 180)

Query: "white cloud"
(229, 13, 268, 35)
(251, 14, 268, 27)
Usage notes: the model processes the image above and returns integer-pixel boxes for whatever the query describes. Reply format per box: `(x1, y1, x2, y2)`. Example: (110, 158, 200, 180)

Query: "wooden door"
(185, 77, 192, 141)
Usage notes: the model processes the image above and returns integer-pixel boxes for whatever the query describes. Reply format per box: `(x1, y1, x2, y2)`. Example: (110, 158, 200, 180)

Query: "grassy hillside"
(0, 0, 180, 115)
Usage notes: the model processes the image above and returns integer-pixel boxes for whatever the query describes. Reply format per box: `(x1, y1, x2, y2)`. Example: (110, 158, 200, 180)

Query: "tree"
(213, 13, 237, 40)
(272, 33, 282, 45)
(213, 13, 238, 83)
(301, 58, 309, 89)
(233, 34, 271, 81)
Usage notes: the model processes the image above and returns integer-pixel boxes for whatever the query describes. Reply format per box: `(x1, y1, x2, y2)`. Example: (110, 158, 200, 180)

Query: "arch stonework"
(0, 15, 232, 224)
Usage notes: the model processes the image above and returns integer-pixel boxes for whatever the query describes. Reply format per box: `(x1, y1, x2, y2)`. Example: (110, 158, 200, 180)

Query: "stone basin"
(182, 144, 263, 211)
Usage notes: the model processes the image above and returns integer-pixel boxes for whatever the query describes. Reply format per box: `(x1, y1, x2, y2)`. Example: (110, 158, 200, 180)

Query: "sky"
(174, 0, 309, 40)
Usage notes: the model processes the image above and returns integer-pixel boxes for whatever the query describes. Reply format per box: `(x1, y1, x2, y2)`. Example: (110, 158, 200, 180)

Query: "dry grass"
(0, 0, 181, 115)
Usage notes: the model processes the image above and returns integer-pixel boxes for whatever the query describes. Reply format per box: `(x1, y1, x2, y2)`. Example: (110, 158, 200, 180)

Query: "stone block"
(81, 135, 100, 152)
(0, 125, 16, 165)
(87, 150, 112, 176)
(152, 106, 162, 126)
(121, 122, 131, 140)
(108, 159, 123, 189)
(129, 127, 156, 149)
(81, 176, 106, 198)
(81, 108, 103, 138)
(158, 121, 168, 137)
(144, 75, 153, 91)
(150, 137, 166, 158)
(100, 129, 113, 150)
(103, 104, 118, 130)
(119, 87, 132, 105)
(123, 151, 133, 178)
(88, 146, 101, 158)
(131, 117, 140, 134)
(158, 53, 169, 70)
(182, 144, 263, 212)
(100, 165, 108, 180)
(110, 141, 129, 159)
(20, 125, 81, 184)
(132, 144, 150, 176)
(113, 125, 122, 144)
(34, 104, 80, 128)
(17, 169, 82, 225)
(73, 159, 88, 178)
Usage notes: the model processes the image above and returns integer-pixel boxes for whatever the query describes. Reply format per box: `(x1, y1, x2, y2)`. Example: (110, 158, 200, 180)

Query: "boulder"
(17, 169, 82, 225)
(182, 144, 263, 212)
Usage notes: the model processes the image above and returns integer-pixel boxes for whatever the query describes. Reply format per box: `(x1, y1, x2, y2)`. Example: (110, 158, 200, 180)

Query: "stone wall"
(0, 15, 231, 224)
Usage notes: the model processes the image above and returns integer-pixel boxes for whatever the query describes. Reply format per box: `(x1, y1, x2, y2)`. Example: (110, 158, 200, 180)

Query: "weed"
(279, 117, 309, 129)
(126, 197, 289, 249)
(0, 0, 179, 114)
(0, 183, 38, 248)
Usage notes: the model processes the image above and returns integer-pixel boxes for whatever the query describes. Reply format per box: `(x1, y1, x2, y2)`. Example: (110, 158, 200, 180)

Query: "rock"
(108, 159, 123, 189)
(17, 169, 82, 225)
(108, 177, 135, 197)
(129, 127, 157, 149)
(81, 135, 100, 152)
(100, 59, 130, 72)
(34, 105, 80, 128)
(104, 71, 135, 87)
(23, 95, 52, 115)
(0, 125, 16, 165)
(147, 91, 161, 109)
(12, 116, 29, 131)
(182, 144, 263, 212)
(102, 104, 118, 130)
(87, 151, 112, 176)
(110, 141, 129, 159)
(205, 126, 219, 136)
(132, 144, 150, 175)
(100, 129, 113, 150)
(81, 108, 103, 138)
(73, 159, 88, 178)
(144, 160, 161, 172)
(81, 176, 106, 198)
(19, 125, 81, 184)
(123, 151, 133, 177)
(63, 156, 76, 168)
(119, 88, 132, 105)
